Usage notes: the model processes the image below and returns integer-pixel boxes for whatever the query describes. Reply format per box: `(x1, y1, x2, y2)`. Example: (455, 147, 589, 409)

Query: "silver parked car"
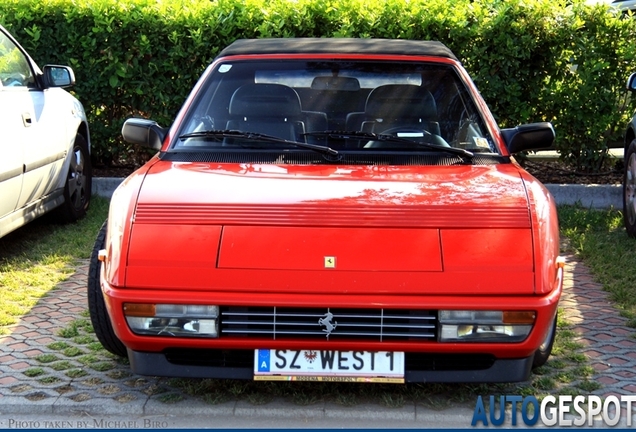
(587, 0, 636, 12)
(0, 25, 91, 238)
(623, 73, 636, 236)
(608, 0, 636, 11)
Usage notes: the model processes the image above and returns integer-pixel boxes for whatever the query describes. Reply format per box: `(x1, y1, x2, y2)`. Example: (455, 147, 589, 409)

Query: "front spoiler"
(128, 349, 534, 383)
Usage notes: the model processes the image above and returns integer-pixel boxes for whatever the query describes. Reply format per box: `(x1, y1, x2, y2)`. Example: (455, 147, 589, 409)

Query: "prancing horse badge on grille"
(324, 256, 336, 268)
(318, 312, 337, 336)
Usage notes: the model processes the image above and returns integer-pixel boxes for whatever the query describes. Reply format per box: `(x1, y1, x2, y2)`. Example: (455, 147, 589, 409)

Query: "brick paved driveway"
(1, 248, 635, 417)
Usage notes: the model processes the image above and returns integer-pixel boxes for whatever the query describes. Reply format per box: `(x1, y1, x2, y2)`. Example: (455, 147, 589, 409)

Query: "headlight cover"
(124, 303, 219, 337)
(438, 310, 535, 342)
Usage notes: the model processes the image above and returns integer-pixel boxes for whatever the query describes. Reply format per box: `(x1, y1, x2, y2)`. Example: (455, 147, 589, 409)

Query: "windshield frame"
(169, 55, 501, 157)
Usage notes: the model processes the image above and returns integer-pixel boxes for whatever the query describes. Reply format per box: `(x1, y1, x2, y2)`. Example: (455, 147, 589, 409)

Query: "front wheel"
(55, 134, 92, 222)
(623, 139, 636, 237)
(87, 220, 127, 357)
(532, 311, 557, 368)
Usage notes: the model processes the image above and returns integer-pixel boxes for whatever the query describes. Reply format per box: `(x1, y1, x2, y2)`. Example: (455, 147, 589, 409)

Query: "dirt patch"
(522, 159, 622, 185)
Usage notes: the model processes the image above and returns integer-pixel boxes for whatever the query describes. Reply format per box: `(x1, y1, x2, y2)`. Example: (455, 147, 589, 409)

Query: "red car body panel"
(102, 160, 559, 354)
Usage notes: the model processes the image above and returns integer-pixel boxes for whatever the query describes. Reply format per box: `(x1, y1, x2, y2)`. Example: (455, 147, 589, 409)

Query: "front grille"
(220, 307, 437, 341)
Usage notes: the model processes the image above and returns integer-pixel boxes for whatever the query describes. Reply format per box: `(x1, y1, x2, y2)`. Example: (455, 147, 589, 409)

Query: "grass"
(558, 205, 636, 322)
(0, 196, 110, 334)
(0, 200, 632, 406)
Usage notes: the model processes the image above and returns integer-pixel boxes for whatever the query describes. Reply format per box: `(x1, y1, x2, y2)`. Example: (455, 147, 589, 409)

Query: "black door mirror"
(501, 122, 555, 155)
(121, 118, 167, 150)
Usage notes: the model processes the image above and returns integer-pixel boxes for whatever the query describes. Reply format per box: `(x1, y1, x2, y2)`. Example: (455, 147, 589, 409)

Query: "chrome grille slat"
(222, 330, 435, 338)
(220, 307, 438, 341)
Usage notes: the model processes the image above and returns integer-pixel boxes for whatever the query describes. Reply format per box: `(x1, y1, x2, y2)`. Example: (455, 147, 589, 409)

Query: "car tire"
(87, 220, 127, 357)
(532, 311, 557, 368)
(624, 139, 636, 238)
(54, 134, 92, 223)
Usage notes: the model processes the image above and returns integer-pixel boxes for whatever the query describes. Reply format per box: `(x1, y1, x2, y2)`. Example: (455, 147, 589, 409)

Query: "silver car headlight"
(438, 310, 535, 343)
(124, 303, 219, 337)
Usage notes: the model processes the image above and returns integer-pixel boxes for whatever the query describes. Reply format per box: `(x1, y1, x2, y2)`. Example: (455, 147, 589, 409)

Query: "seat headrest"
(365, 85, 437, 120)
(310, 76, 360, 91)
(229, 83, 302, 117)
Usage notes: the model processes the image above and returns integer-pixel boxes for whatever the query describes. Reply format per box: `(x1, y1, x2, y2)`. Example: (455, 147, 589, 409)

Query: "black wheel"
(623, 139, 636, 238)
(532, 311, 557, 368)
(55, 134, 92, 222)
(87, 220, 127, 357)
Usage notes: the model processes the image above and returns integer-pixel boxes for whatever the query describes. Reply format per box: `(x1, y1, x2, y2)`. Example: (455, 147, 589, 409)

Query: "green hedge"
(1, 0, 635, 171)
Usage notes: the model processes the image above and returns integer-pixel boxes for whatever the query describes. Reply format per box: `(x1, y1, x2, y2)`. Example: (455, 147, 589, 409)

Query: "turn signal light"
(439, 310, 535, 343)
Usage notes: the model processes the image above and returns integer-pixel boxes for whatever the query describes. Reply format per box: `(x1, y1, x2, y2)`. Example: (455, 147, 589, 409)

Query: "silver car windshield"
(174, 60, 496, 154)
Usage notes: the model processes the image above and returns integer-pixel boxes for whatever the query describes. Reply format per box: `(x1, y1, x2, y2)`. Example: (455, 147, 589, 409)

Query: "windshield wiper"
(303, 130, 474, 161)
(179, 130, 339, 156)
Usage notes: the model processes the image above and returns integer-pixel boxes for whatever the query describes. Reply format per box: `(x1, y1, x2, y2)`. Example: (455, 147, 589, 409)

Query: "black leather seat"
(346, 84, 440, 135)
(226, 83, 305, 141)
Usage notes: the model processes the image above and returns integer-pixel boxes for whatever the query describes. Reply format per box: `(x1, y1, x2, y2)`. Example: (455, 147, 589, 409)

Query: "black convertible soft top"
(217, 38, 458, 61)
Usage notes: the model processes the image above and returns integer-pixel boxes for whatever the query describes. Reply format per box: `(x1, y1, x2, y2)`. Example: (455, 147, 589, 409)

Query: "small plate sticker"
(473, 137, 491, 149)
(257, 349, 271, 372)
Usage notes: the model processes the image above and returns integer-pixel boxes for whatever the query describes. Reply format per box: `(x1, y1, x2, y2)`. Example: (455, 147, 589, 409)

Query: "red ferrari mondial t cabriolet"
(88, 38, 563, 383)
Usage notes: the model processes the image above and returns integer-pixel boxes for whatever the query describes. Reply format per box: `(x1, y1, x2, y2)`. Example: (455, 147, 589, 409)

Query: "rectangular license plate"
(253, 349, 404, 383)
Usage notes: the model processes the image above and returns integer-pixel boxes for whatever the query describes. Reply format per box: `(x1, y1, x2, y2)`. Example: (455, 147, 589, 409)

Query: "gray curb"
(93, 178, 623, 209)
(545, 184, 621, 209)
(0, 404, 478, 429)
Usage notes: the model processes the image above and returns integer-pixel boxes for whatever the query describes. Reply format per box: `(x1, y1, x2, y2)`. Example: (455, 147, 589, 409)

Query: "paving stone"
(9, 362, 30, 370)
(0, 377, 19, 385)
(617, 340, 636, 348)
(22, 331, 41, 338)
(611, 328, 632, 336)
(592, 362, 610, 371)
(597, 376, 619, 385)
(8, 343, 30, 351)
(584, 350, 603, 358)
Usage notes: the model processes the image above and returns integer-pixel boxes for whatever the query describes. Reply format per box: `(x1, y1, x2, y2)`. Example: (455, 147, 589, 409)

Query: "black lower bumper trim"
(127, 349, 534, 383)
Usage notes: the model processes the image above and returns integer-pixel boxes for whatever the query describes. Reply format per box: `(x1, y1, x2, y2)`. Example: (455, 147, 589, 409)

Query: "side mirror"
(501, 122, 555, 154)
(627, 73, 636, 92)
(42, 65, 75, 88)
(121, 118, 167, 151)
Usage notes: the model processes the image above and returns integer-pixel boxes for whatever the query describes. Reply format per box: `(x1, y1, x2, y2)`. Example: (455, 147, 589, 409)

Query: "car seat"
(226, 83, 306, 141)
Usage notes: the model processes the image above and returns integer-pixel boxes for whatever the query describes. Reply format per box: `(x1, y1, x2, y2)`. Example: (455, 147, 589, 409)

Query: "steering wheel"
(378, 127, 451, 147)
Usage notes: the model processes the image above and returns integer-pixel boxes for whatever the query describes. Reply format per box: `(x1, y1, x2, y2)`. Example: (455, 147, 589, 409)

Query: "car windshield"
(174, 59, 496, 155)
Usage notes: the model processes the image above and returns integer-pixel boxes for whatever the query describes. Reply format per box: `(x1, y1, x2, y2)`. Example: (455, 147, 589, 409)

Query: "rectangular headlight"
(439, 310, 534, 343)
(124, 303, 219, 338)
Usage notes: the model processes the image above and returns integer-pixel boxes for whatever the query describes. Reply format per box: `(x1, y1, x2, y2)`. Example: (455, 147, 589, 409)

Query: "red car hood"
(124, 161, 535, 295)
(134, 161, 530, 222)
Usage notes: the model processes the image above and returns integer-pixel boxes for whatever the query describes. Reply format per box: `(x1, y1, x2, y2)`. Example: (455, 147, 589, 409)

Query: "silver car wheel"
(67, 144, 88, 211)
(626, 150, 636, 226)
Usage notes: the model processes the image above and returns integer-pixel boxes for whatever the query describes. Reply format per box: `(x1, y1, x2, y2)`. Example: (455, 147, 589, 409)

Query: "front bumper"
(128, 348, 534, 383)
(102, 265, 562, 383)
